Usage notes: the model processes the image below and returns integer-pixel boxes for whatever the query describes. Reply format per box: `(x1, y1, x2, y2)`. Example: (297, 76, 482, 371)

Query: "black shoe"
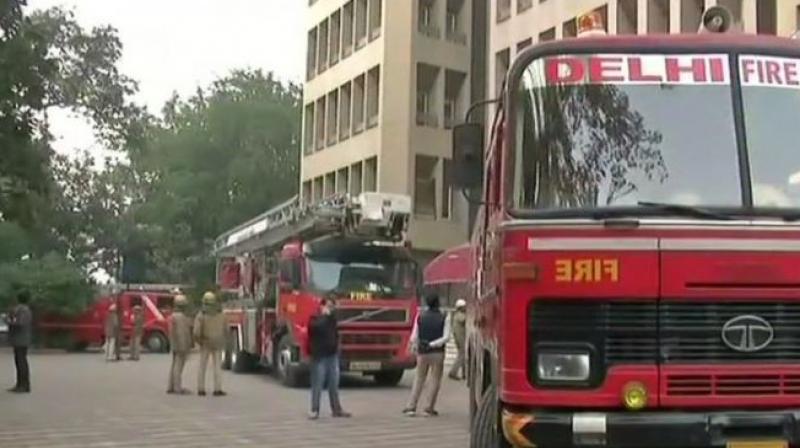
(166, 389, 176, 395)
(198, 390, 206, 396)
(424, 409, 439, 417)
(213, 390, 226, 396)
(402, 408, 416, 417)
(333, 410, 352, 418)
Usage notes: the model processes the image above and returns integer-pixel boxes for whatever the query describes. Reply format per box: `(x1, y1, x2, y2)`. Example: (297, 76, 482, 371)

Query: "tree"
(126, 70, 301, 283)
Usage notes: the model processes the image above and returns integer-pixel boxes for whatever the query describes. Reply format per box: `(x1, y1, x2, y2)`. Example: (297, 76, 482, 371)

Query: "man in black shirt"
(7, 290, 32, 393)
(308, 296, 351, 420)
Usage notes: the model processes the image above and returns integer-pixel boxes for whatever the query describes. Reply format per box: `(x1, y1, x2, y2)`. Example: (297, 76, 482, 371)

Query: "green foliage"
(128, 69, 301, 283)
(0, 253, 93, 316)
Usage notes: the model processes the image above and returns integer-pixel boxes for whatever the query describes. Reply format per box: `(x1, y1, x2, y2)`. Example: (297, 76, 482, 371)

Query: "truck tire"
(145, 331, 169, 353)
(231, 330, 253, 373)
(373, 369, 405, 387)
(275, 335, 303, 388)
(471, 386, 511, 448)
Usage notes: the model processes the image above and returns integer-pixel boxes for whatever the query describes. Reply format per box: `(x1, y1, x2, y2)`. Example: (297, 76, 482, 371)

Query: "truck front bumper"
(502, 408, 800, 448)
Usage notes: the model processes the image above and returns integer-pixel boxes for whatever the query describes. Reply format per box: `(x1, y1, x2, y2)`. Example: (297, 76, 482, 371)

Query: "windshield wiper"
(637, 201, 736, 221)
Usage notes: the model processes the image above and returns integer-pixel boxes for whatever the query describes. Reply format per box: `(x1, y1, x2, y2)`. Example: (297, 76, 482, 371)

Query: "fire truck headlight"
(537, 353, 590, 382)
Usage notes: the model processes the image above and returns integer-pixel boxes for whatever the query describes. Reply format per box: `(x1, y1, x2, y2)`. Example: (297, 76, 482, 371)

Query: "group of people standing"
(102, 291, 227, 396)
(304, 290, 467, 420)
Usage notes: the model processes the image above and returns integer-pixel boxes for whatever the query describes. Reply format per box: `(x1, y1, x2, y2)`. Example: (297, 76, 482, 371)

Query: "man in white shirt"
(403, 292, 451, 417)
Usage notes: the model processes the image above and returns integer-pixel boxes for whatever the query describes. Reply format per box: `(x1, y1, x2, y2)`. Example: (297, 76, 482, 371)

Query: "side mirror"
(698, 5, 732, 33)
(452, 123, 484, 190)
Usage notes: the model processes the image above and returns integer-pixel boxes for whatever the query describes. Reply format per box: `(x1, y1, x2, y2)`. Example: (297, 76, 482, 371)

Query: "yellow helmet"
(202, 291, 217, 305)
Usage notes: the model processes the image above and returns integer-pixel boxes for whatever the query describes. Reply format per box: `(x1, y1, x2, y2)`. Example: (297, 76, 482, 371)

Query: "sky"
(27, 0, 305, 157)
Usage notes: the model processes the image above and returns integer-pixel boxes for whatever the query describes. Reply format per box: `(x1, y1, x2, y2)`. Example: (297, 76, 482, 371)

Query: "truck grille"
(666, 372, 800, 396)
(340, 333, 403, 345)
(529, 301, 658, 365)
(335, 308, 408, 324)
(661, 302, 800, 363)
(530, 301, 800, 368)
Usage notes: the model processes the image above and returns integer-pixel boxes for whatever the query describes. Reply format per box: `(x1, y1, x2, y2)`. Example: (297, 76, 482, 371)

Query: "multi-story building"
(489, 0, 800, 101)
(302, 0, 480, 262)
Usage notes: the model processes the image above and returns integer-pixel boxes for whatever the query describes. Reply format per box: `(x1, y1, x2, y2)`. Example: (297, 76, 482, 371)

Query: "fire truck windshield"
(306, 246, 417, 299)
(512, 52, 800, 217)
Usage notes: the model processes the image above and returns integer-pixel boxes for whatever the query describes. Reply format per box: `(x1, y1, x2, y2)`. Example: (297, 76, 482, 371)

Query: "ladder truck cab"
(453, 6, 800, 448)
(214, 192, 420, 387)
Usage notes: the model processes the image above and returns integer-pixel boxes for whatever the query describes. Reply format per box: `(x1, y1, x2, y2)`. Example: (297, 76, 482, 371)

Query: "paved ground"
(0, 349, 469, 447)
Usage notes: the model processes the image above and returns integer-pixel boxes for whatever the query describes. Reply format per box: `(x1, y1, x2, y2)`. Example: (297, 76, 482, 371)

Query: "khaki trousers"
(130, 335, 141, 360)
(197, 347, 222, 392)
(168, 352, 189, 392)
(406, 352, 445, 411)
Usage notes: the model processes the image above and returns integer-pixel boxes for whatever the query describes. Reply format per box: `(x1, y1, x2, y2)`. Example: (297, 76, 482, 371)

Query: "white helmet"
(455, 299, 467, 309)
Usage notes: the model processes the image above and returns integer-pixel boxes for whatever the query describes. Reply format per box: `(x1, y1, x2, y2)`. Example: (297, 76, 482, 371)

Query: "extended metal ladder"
(213, 192, 412, 257)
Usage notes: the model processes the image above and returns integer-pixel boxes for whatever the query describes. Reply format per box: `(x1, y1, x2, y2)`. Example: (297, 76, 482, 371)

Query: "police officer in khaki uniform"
(129, 304, 144, 361)
(167, 295, 193, 394)
(104, 304, 119, 362)
(194, 292, 226, 396)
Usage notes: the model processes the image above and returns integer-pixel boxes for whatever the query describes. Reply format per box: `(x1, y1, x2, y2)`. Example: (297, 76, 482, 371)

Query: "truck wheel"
(373, 369, 404, 387)
(222, 331, 233, 370)
(231, 330, 252, 373)
(471, 386, 511, 448)
(145, 331, 169, 353)
(275, 335, 302, 388)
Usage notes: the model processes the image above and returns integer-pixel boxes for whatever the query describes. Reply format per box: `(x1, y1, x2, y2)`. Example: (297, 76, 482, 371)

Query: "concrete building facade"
(302, 0, 478, 259)
(489, 0, 800, 102)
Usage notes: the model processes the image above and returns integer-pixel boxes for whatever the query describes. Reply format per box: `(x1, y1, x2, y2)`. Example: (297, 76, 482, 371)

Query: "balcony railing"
(367, 114, 379, 128)
(418, 24, 441, 39)
(370, 27, 381, 41)
(445, 30, 467, 45)
(416, 112, 439, 127)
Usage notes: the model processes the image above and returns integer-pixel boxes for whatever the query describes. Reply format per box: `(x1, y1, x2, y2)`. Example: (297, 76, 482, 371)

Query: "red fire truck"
(214, 192, 419, 387)
(37, 284, 182, 353)
(451, 6, 800, 448)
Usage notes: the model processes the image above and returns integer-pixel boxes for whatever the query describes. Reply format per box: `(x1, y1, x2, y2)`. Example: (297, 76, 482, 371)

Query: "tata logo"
(721, 315, 774, 353)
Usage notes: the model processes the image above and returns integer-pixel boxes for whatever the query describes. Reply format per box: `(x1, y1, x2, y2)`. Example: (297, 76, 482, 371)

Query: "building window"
(496, 0, 511, 23)
(647, 0, 670, 34)
(446, 0, 467, 44)
(562, 18, 577, 38)
(318, 19, 329, 72)
(417, 63, 440, 127)
(313, 177, 324, 201)
(756, 0, 777, 35)
(444, 69, 466, 129)
(339, 82, 352, 141)
(303, 103, 314, 155)
(350, 162, 363, 195)
(516, 38, 532, 54)
(315, 97, 326, 151)
(342, 1, 355, 58)
(718, 0, 742, 29)
(356, 0, 368, 48)
(419, 0, 441, 38)
(353, 74, 366, 134)
(517, 0, 532, 14)
(336, 168, 349, 194)
(495, 48, 510, 97)
(330, 10, 341, 66)
(324, 173, 335, 198)
(369, 0, 382, 40)
(364, 157, 377, 192)
(441, 158, 452, 219)
(307, 28, 318, 81)
(302, 181, 312, 204)
(327, 90, 339, 146)
(538, 27, 555, 42)
(619, 0, 639, 34)
(367, 65, 380, 128)
(415, 155, 438, 217)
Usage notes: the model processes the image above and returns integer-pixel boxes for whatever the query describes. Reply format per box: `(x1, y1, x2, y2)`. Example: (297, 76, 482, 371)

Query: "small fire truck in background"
(214, 192, 420, 387)
(37, 284, 182, 353)
(451, 5, 800, 448)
